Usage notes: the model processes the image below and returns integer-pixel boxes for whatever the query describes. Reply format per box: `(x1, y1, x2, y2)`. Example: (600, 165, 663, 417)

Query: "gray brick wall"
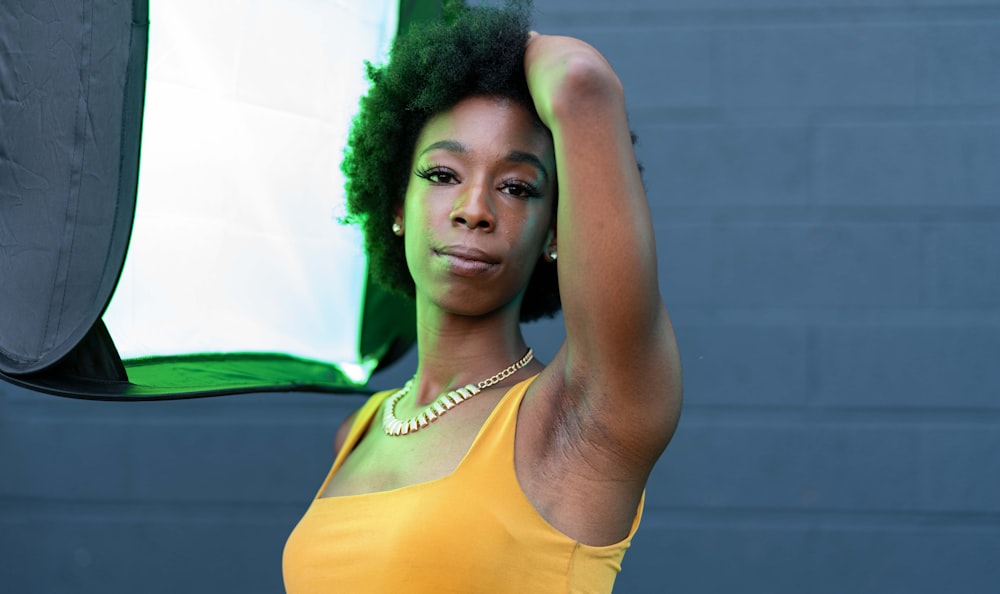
(0, 387, 365, 592)
(528, 0, 999, 592)
(2, 1, 998, 592)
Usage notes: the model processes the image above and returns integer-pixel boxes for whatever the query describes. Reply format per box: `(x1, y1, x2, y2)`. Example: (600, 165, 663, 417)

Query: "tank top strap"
(452, 374, 537, 482)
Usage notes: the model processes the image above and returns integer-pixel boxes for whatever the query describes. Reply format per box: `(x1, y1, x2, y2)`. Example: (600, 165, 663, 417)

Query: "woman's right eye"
(416, 167, 459, 185)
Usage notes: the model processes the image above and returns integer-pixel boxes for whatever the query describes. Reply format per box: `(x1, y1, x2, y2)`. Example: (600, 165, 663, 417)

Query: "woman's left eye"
(500, 180, 540, 199)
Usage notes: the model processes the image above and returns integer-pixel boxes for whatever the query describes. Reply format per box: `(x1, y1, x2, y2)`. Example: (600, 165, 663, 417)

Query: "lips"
(435, 245, 499, 276)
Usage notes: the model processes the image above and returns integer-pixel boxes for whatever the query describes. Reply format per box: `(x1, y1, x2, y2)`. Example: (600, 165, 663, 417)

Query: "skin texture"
(323, 33, 682, 549)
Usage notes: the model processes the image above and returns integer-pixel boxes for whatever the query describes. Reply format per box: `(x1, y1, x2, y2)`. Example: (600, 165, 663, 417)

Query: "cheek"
(403, 188, 449, 226)
(508, 212, 551, 257)
(526, 202, 555, 240)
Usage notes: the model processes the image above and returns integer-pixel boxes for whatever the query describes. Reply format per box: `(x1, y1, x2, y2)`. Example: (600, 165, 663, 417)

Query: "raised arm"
(526, 33, 681, 465)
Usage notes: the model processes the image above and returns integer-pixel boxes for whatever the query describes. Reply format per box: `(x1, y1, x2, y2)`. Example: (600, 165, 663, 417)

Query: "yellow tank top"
(283, 375, 643, 594)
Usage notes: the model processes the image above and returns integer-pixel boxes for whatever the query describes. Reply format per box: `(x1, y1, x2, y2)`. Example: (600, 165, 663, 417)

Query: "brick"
(817, 325, 1000, 408)
(639, 125, 813, 210)
(819, 124, 1000, 206)
(0, 398, 362, 504)
(0, 512, 293, 593)
(921, 23, 1000, 105)
(711, 223, 922, 307)
(618, 522, 1000, 594)
(919, 428, 1000, 511)
(651, 423, 919, 511)
(673, 324, 810, 406)
(925, 224, 1000, 308)
(720, 25, 919, 107)
(649, 422, 1000, 512)
(655, 223, 715, 306)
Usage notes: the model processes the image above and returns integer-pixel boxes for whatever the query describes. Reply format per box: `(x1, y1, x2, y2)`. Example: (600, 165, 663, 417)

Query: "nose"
(451, 180, 495, 231)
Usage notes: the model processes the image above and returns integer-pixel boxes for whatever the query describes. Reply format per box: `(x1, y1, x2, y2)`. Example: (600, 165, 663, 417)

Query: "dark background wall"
(2, 0, 998, 592)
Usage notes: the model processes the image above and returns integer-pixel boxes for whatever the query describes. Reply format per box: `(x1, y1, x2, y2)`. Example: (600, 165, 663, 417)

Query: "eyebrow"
(419, 141, 549, 181)
(419, 140, 467, 156)
(506, 150, 549, 182)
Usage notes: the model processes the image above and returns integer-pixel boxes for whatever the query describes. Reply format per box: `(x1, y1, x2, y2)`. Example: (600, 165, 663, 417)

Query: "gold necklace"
(382, 348, 534, 436)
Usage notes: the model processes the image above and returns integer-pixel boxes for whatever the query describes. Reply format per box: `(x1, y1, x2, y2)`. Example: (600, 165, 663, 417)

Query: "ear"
(392, 204, 405, 236)
(542, 227, 558, 263)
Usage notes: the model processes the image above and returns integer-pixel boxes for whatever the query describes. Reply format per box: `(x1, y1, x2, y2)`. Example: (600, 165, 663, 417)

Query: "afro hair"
(341, 0, 561, 322)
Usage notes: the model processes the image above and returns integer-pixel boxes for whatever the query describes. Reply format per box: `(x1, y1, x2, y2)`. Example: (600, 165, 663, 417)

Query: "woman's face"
(399, 95, 557, 318)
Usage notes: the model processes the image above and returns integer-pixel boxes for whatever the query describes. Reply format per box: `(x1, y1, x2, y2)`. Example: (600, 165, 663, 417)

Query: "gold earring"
(548, 249, 557, 261)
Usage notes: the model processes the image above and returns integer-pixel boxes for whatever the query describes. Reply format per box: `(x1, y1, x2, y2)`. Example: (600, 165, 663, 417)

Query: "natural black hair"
(341, 0, 561, 322)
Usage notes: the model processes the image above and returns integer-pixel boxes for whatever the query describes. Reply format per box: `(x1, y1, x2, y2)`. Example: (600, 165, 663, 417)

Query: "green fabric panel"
(4, 354, 365, 401)
(123, 354, 365, 398)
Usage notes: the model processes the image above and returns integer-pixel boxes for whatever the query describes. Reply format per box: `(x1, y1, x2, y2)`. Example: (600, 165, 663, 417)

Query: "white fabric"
(104, 0, 397, 382)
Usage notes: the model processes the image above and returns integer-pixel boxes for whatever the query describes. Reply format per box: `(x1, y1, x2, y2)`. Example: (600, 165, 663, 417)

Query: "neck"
(410, 297, 533, 406)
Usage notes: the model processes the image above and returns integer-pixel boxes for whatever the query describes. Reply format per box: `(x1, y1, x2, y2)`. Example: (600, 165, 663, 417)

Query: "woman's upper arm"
(526, 35, 682, 459)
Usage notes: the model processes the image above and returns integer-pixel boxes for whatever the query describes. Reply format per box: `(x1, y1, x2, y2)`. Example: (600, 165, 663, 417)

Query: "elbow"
(548, 54, 625, 118)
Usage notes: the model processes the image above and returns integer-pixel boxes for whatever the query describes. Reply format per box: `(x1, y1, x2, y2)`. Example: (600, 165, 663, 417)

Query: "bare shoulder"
(332, 410, 359, 457)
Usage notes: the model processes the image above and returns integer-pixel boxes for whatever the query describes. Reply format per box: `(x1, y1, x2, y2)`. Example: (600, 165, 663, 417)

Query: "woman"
(283, 2, 681, 592)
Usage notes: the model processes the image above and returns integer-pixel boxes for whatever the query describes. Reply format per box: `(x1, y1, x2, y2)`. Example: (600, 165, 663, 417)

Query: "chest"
(319, 389, 505, 498)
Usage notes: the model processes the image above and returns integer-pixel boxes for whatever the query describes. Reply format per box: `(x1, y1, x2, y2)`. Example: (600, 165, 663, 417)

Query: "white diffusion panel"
(104, 0, 397, 382)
